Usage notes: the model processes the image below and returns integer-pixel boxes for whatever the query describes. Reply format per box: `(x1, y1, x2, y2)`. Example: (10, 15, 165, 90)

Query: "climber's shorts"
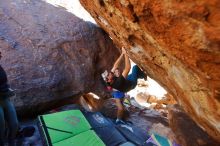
(112, 91, 125, 99)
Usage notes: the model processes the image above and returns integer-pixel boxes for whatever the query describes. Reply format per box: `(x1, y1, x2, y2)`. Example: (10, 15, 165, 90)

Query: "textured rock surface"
(79, 93, 105, 112)
(80, 0, 220, 141)
(0, 0, 119, 116)
(168, 105, 219, 146)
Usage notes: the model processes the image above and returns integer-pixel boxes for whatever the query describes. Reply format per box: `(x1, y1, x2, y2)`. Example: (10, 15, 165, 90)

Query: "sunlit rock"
(80, 0, 220, 142)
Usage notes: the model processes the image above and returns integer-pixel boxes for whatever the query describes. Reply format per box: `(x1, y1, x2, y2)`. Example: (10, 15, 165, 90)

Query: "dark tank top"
(111, 75, 134, 92)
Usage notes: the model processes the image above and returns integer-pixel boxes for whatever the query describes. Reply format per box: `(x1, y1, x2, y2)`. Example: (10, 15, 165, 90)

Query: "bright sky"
(44, 0, 96, 23)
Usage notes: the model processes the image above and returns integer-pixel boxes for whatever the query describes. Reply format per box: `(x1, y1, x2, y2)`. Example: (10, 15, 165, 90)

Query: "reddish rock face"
(0, 0, 119, 116)
(80, 0, 220, 142)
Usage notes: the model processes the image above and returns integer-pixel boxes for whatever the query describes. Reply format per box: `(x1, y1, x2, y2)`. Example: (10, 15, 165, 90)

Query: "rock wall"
(168, 105, 219, 146)
(0, 0, 119, 116)
(80, 0, 220, 141)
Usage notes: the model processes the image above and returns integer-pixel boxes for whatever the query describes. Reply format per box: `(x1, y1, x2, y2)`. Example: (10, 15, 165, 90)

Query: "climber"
(0, 51, 19, 146)
(104, 47, 146, 124)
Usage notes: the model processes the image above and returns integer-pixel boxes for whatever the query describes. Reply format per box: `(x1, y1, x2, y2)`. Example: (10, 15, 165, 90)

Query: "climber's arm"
(111, 51, 124, 73)
(122, 52, 131, 78)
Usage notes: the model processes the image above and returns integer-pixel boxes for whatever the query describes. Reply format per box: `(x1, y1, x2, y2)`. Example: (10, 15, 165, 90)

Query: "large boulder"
(80, 0, 220, 142)
(168, 105, 219, 146)
(0, 0, 119, 116)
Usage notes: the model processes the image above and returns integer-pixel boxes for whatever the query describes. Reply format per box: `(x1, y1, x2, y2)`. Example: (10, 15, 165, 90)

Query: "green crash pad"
(53, 130, 105, 146)
(39, 110, 101, 145)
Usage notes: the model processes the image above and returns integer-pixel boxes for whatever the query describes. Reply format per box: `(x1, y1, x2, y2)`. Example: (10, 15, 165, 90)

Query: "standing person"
(105, 48, 146, 124)
(0, 51, 19, 146)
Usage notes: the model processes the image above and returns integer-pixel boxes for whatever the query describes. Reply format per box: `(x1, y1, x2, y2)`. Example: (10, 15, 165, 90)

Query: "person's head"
(114, 68, 121, 77)
(106, 72, 114, 83)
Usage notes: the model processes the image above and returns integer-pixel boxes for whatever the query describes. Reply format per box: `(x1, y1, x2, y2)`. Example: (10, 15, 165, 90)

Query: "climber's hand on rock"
(122, 47, 127, 54)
